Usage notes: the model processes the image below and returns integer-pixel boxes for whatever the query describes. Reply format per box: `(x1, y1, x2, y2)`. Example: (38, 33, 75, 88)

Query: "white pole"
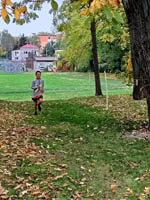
(104, 71, 109, 110)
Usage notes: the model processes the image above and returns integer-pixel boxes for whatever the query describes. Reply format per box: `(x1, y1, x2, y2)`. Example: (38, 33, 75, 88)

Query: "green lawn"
(0, 95, 149, 199)
(0, 72, 132, 101)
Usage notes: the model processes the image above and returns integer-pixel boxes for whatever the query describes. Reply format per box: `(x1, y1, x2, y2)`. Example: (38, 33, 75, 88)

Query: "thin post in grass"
(104, 71, 109, 110)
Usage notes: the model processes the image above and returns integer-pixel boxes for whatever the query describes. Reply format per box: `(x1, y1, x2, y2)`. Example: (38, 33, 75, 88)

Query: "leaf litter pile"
(0, 96, 150, 199)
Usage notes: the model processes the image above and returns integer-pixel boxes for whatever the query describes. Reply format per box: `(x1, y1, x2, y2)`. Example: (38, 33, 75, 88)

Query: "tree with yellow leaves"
(1, 0, 27, 23)
(0, 0, 58, 24)
(74, 0, 123, 95)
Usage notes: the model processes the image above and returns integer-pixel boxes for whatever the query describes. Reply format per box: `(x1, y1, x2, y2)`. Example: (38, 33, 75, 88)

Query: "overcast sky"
(0, 0, 63, 37)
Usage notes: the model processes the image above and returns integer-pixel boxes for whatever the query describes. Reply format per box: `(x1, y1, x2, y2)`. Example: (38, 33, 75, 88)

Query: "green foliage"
(51, 0, 58, 11)
(42, 41, 60, 56)
(27, 34, 40, 47)
(54, 1, 130, 74)
(60, 10, 92, 70)
(98, 40, 129, 73)
(75, 64, 90, 72)
(19, 34, 27, 47)
(0, 30, 15, 53)
(0, 46, 7, 57)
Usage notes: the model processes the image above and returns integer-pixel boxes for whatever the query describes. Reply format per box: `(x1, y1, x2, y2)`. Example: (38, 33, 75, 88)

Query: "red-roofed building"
(12, 44, 40, 61)
(20, 44, 39, 49)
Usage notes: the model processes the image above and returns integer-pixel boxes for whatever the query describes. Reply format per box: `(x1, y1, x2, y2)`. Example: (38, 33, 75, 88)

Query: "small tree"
(19, 34, 27, 47)
(28, 34, 40, 48)
(42, 41, 59, 56)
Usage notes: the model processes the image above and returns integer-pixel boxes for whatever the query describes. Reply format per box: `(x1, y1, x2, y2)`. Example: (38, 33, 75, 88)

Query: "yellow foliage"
(100, 0, 108, 6)
(127, 55, 133, 72)
(89, 0, 109, 14)
(109, 0, 120, 7)
(1, 8, 7, 20)
(19, 6, 27, 14)
(14, 9, 21, 20)
(124, 52, 133, 84)
(6, 0, 12, 5)
(1, 0, 6, 8)
(80, 8, 90, 16)
(90, 0, 102, 13)
(14, 6, 27, 20)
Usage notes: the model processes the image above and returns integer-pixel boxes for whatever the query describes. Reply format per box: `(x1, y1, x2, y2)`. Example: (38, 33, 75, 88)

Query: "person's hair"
(35, 71, 41, 75)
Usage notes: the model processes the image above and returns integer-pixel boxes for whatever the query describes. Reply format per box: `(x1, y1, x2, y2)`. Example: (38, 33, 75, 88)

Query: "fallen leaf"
(0, 194, 9, 199)
(138, 196, 146, 200)
(45, 177, 52, 182)
(110, 184, 117, 190)
(54, 168, 63, 171)
(126, 188, 134, 195)
(145, 147, 150, 149)
(53, 173, 67, 180)
(41, 126, 46, 130)
(32, 189, 41, 195)
(63, 183, 68, 187)
(81, 178, 87, 182)
(144, 186, 150, 195)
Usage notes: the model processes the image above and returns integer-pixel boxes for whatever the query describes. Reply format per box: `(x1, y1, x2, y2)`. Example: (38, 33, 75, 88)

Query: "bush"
(98, 40, 129, 73)
(76, 64, 90, 72)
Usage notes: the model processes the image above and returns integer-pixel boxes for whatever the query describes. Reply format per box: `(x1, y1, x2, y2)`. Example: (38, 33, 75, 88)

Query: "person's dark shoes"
(38, 104, 42, 111)
(34, 111, 38, 115)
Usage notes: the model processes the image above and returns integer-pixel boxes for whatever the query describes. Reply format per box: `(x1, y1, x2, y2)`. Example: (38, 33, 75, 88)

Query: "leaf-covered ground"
(0, 95, 150, 200)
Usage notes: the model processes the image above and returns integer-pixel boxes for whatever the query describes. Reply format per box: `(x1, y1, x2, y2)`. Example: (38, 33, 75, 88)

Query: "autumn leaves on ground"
(0, 95, 150, 199)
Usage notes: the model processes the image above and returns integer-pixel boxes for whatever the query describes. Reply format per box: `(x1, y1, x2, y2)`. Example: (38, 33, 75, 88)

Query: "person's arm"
(41, 80, 44, 93)
(31, 80, 37, 90)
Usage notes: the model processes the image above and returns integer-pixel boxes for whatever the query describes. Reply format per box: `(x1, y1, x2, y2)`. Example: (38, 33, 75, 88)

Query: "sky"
(0, 0, 63, 37)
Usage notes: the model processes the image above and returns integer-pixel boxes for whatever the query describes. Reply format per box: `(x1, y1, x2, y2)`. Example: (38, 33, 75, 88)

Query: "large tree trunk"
(122, 0, 150, 126)
(90, 19, 103, 96)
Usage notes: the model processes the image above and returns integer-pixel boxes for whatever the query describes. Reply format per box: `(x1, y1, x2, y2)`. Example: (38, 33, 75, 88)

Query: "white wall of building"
(12, 50, 21, 61)
(12, 48, 39, 61)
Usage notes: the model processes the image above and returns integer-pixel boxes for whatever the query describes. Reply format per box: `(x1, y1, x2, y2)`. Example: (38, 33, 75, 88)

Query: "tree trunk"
(90, 19, 103, 96)
(90, 59, 94, 72)
(122, 0, 150, 125)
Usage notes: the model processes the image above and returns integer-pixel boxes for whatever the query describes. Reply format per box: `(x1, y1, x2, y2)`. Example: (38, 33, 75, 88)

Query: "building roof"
(20, 44, 39, 49)
(34, 56, 57, 62)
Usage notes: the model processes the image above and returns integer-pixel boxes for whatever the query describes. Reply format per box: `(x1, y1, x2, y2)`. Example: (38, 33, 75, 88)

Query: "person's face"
(36, 72, 41, 79)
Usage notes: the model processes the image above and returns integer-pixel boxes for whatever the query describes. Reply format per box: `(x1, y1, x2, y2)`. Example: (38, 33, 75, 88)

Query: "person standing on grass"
(31, 71, 44, 115)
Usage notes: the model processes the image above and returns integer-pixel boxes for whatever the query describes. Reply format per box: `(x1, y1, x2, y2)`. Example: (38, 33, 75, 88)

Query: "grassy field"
(0, 95, 150, 199)
(0, 72, 132, 101)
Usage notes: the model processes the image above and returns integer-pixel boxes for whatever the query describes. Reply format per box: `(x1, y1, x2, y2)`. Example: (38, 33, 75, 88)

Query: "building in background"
(34, 56, 57, 72)
(12, 44, 39, 61)
(38, 34, 63, 54)
(38, 35, 56, 54)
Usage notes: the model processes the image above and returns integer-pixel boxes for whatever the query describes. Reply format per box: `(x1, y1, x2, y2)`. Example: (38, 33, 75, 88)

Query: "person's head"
(35, 71, 41, 79)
